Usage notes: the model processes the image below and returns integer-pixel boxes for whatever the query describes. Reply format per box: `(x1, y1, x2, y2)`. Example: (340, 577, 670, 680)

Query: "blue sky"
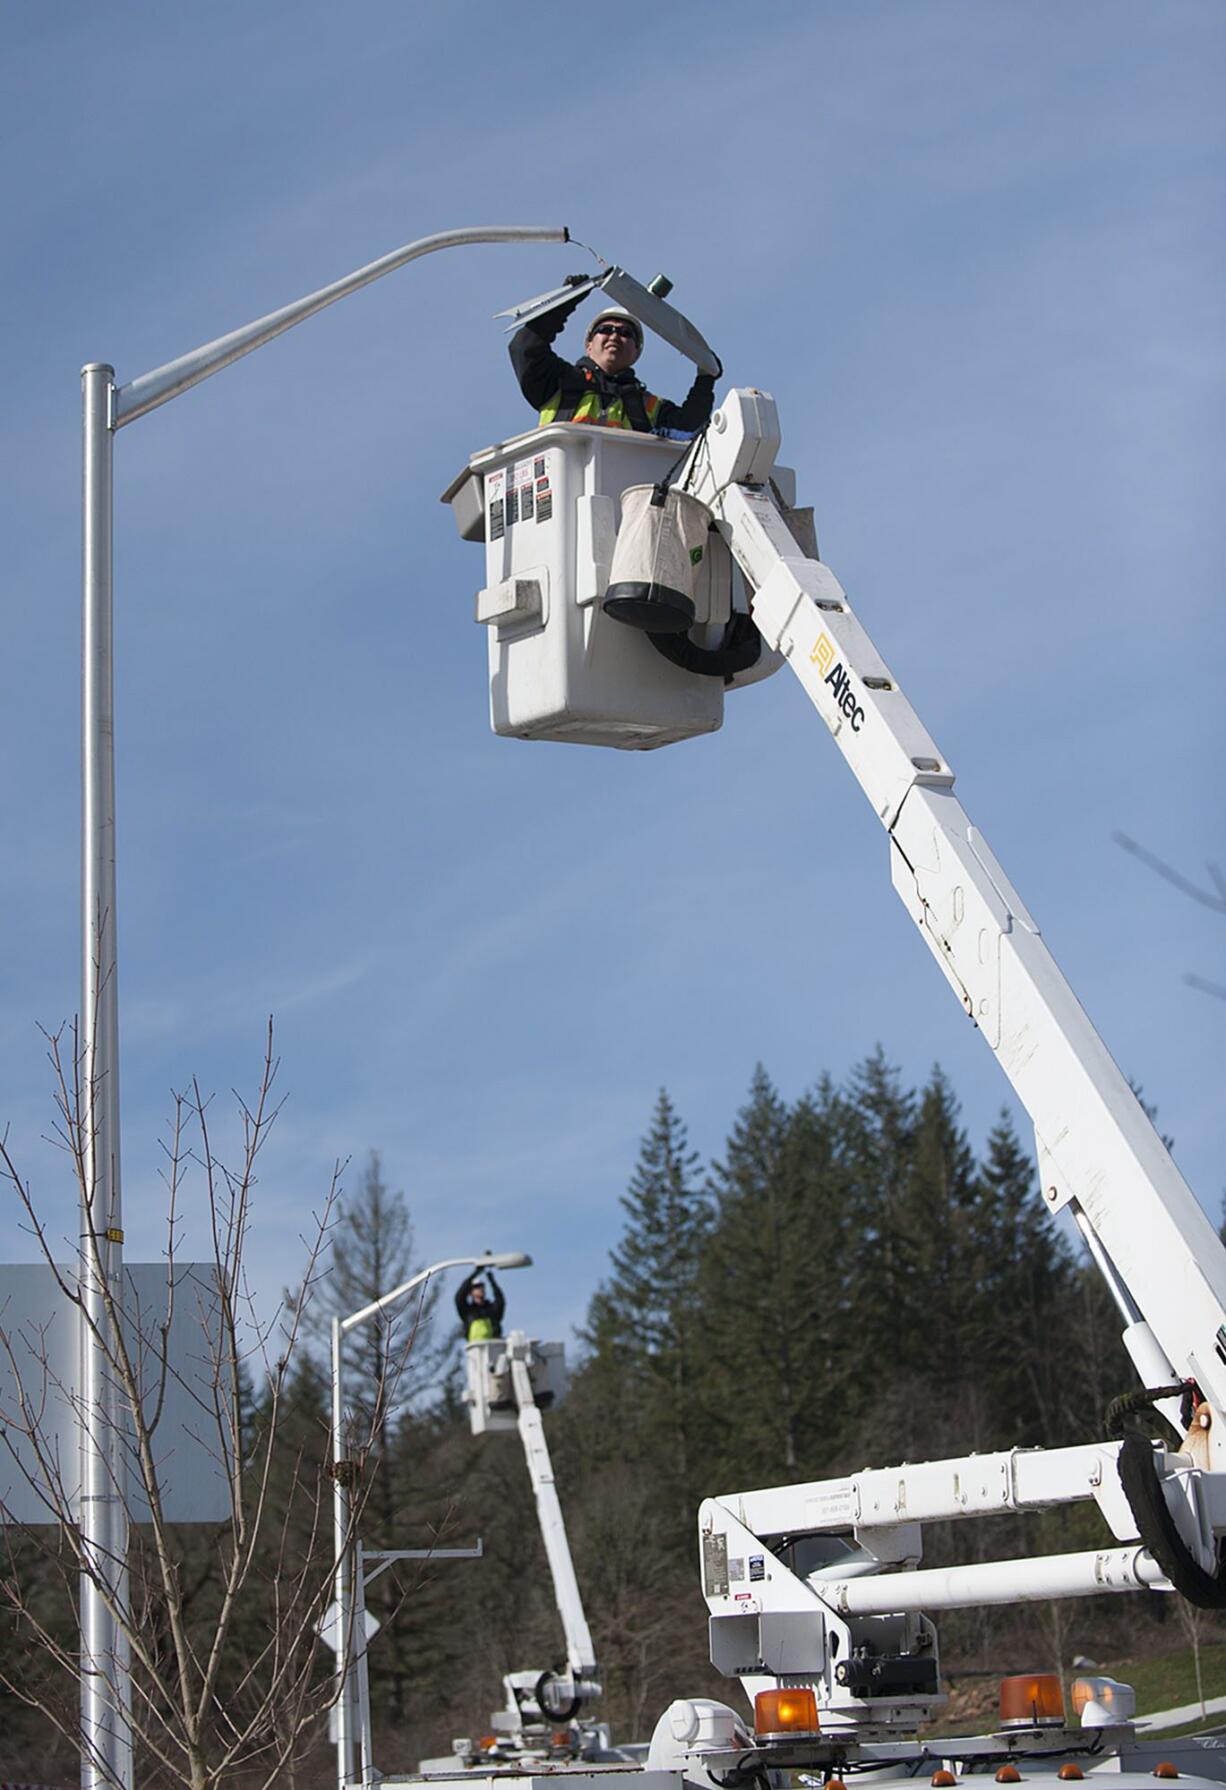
(3, 1, 1223, 1351)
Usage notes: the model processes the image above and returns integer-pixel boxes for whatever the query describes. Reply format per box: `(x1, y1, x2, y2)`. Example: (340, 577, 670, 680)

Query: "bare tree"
(0, 1021, 401, 1789)
(289, 1149, 449, 1449)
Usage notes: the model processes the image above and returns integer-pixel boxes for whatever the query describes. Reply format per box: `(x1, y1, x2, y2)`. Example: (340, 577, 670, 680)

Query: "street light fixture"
(331, 1250, 532, 1790)
(78, 225, 565, 1790)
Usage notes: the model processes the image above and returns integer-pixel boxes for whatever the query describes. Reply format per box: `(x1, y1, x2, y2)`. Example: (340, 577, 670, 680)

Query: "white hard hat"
(586, 304, 643, 348)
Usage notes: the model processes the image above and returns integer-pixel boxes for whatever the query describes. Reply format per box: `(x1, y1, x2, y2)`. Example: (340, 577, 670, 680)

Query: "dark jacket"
(455, 1269, 505, 1340)
(510, 303, 715, 436)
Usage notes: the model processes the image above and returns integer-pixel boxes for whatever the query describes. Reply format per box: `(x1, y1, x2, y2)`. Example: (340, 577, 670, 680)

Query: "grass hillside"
(1128, 1644, 1226, 1716)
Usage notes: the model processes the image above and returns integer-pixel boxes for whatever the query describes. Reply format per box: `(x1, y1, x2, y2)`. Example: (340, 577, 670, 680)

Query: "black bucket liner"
(603, 580, 695, 634)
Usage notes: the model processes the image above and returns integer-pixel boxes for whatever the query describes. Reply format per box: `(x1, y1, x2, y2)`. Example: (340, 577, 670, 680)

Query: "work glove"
(533, 277, 589, 342)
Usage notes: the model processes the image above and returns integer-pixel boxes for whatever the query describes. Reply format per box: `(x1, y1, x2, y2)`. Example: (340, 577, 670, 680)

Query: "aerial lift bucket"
(463, 1334, 567, 1435)
(441, 422, 785, 749)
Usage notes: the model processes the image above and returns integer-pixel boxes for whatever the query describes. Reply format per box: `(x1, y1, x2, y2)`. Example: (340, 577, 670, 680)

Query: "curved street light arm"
(340, 1251, 531, 1336)
(112, 224, 570, 428)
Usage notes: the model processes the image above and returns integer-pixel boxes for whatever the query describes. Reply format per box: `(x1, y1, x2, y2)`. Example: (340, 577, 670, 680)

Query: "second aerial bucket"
(602, 483, 713, 634)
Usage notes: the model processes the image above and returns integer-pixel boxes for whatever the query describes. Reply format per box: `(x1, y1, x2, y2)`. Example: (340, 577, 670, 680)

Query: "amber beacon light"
(754, 1688, 820, 1739)
(999, 1673, 1065, 1728)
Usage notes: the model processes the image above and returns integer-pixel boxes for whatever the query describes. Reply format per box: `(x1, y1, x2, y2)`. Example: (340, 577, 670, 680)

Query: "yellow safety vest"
(539, 378, 662, 432)
(467, 1315, 496, 1342)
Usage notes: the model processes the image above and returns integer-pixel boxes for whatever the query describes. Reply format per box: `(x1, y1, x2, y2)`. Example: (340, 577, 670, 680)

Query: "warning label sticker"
(518, 451, 555, 524)
(508, 457, 532, 523)
(489, 453, 556, 535)
(486, 468, 506, 542)
(702, 1533, 729, 1599)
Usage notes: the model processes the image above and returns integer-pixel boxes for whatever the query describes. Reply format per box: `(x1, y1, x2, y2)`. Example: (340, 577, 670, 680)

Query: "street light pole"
(80, 359, 132, 1790)
(331, 1251, 530, 1790)
(76, 225, 566, 1790)
(330, 1312, 355, 1787)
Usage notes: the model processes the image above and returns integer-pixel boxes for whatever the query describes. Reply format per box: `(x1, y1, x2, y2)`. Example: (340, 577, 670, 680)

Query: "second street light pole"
(77, 225, 567, 1790)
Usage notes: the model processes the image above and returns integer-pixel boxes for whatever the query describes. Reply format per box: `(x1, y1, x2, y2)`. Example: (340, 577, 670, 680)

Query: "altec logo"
(810, 631, 865, 733)
(810, 632, 835, 677)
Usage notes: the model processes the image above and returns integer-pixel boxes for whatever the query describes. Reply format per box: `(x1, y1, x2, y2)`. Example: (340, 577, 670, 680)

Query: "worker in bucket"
(455, 1267, 505, 1342)
(510, 280, 716, 436)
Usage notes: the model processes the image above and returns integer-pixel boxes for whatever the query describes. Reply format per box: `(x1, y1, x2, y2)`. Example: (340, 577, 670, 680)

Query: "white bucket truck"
(416, 1333, 618, 1777)
(415, 267, 1226, 1790)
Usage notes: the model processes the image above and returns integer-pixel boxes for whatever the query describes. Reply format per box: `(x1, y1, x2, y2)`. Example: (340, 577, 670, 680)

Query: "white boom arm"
(506, 1334, 598, 1681)
(662, 392, 1226, 1740)
(683, 390, 1226, 1436)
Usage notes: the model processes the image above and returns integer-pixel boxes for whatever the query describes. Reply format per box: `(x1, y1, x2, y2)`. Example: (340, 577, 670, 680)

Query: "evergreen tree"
(785, 1077, 859, 1472)
(902, 1067, 986, 1454)
(839, 1048, 919, 1435)
(579, 1090, 710, 1506)
(977, 1109, 1079, 1446)
(699, 1068, 795, 1477)
(699, 1069, 855, 1487)
(1066, 1249, 1136, 1437)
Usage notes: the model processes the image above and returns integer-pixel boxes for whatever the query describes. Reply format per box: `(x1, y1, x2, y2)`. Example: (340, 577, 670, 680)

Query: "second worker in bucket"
(510, 284, 717, 438)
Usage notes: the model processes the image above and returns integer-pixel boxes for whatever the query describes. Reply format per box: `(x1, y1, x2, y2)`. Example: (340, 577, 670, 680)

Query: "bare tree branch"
(0, 1021, 384, 1788)
(1114, 831, 1226, 914)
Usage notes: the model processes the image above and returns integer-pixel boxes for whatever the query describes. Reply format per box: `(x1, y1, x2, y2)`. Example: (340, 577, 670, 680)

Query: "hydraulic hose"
(535, 1667, 584, 1724)
(1116, 1433, 1226, 1608)
(647, 611, 762, 682)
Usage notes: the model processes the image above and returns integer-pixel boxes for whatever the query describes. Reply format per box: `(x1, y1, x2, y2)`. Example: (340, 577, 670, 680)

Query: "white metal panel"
(0, 1263, 231, 1526)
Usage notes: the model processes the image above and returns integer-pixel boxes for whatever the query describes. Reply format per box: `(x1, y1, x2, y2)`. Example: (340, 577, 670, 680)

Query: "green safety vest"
(540, 375, 662, 432)
(467, 1315, 496, 1342)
